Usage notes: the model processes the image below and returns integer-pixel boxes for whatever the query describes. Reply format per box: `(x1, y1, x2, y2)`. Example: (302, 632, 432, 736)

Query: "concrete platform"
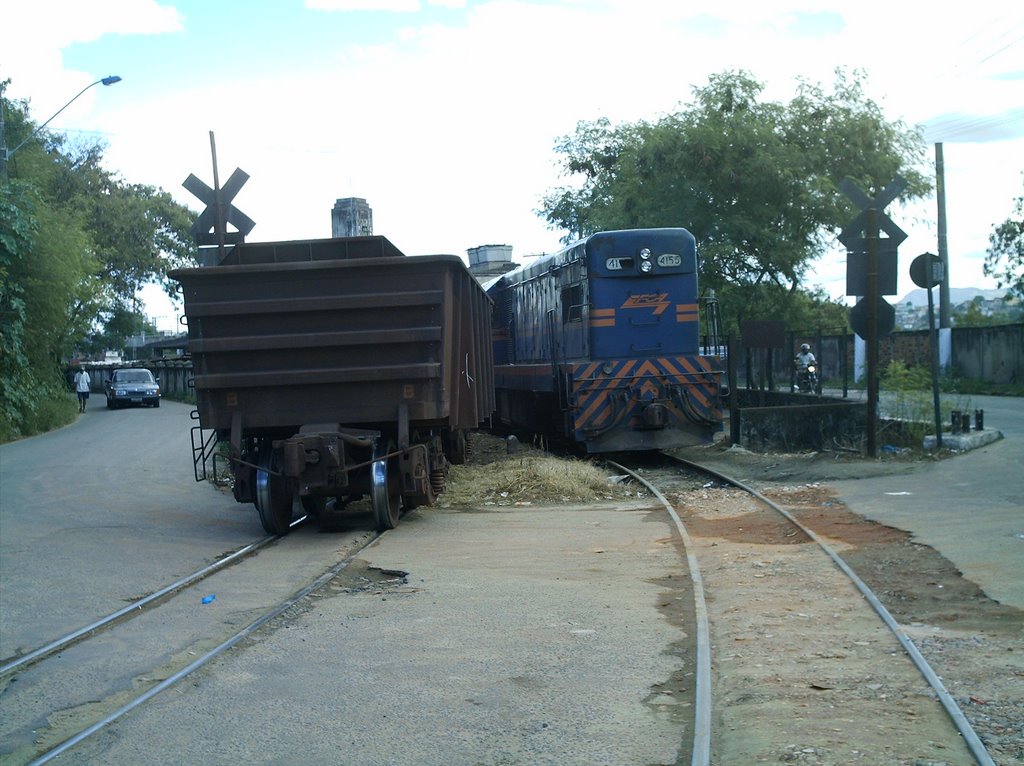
(922, 427, 1003, 451)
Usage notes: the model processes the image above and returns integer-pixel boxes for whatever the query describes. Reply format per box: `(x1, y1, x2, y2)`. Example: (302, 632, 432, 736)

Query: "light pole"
(1, 75, 122, 179)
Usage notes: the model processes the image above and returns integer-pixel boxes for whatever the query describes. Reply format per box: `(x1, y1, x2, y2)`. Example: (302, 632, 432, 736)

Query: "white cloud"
(4, 0, 181, 113)
(305, 0, 421, 11)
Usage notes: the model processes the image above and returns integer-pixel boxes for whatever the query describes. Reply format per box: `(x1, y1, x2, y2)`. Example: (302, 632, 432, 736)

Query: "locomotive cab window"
(562, 283, 584, 323)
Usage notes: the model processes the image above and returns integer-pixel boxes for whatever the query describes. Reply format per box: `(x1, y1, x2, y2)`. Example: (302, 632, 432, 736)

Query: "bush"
(881, 360, 931, 391)
(24, 392, 78, 434)
(0, 388, 77, 444)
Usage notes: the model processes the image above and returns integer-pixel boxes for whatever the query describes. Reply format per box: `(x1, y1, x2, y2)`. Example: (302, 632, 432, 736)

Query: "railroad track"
(0, 516, 380, 766)
(606, 452, 997, 766)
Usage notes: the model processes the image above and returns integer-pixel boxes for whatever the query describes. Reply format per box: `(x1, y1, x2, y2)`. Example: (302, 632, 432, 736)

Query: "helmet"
(800, 343, 810, 352)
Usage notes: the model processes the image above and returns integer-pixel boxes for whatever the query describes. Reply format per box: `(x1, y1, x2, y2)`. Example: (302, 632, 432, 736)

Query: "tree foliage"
(953, 296, 1004, 327)
(984, 176, 1024, 301)
(1, 80, 197, 439)
(539, 69, 930, 333)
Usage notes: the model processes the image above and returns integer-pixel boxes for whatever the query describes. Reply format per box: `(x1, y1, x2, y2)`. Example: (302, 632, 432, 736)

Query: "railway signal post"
(840, 177, 907, 458)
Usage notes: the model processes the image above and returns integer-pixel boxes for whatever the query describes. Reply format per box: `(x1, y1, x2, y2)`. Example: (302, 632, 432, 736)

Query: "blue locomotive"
(485, 228, 724, 452)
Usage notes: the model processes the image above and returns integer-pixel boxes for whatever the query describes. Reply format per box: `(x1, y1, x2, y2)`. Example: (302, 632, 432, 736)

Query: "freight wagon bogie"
(171, 236, 493, 535)
(230, 424, 450, 534)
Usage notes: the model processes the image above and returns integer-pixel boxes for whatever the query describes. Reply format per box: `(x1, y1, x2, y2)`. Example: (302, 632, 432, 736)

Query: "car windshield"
(116, 370, 154, 384)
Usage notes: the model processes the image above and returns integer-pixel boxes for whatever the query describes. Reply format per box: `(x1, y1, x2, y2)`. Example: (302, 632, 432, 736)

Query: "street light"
(1, 75, 122, 177)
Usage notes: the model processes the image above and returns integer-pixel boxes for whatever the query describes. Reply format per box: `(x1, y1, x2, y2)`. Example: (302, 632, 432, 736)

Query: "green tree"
(953, 296, 1000, 327)
(0, 182, 37, 434)
(1, 81, 197, 439)
(984, 178, 1024, 301)
(539, 69, 929, 332)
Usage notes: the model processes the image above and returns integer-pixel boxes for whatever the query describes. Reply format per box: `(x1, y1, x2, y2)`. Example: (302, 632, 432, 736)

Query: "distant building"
(467, 244, 515, 280)
(331, 198, 373, 237)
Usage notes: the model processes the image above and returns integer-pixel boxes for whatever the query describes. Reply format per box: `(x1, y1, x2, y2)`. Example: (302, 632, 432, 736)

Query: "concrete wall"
(733, 323, 1023, 387)
(732, 391, 867, 452)
(951, 324, 1023, 384)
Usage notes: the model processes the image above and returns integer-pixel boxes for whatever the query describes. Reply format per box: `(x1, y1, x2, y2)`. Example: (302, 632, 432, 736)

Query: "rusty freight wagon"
(170, 236, 494, 535)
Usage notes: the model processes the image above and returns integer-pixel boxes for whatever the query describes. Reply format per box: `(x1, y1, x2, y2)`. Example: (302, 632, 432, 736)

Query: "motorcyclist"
(795, 343, 816, 369)
(794, 344, 818, 392)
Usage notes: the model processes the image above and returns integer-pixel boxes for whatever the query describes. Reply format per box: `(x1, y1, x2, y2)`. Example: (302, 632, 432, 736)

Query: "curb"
(922, 428, 1003, 451)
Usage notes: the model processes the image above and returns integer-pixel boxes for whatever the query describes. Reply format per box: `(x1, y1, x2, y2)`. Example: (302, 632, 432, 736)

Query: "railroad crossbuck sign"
(840, 177, 907, 339)
(183, 168, 256, 246)
(839, 177, 907, 298)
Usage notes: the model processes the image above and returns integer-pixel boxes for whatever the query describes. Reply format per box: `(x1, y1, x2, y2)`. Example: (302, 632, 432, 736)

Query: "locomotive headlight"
(639, 248, 651, 260)
(640, 260, 654, 273)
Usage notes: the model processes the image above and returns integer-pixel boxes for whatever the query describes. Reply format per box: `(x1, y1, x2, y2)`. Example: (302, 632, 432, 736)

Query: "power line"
(924, 109, 1024, 142)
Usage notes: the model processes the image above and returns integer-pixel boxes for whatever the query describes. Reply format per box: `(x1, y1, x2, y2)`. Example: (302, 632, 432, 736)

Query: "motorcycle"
(795, 360, 819, 394)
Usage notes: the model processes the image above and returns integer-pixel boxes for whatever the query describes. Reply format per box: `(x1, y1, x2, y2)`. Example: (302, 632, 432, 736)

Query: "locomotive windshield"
(587, 229, 696, 277)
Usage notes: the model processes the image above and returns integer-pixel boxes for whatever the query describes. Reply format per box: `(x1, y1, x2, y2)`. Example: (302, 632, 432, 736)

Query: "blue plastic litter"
(201, 594, 216, 604)
(882, 444, 899, 453)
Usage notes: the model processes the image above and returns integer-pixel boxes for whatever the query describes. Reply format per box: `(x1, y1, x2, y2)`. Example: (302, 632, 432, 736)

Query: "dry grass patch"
(440, 452, 632, 508)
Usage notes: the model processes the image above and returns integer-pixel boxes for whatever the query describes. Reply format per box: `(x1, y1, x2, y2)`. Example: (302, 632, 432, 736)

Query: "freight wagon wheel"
(371, 441, 402, 531)
(255, 445, 294, 536)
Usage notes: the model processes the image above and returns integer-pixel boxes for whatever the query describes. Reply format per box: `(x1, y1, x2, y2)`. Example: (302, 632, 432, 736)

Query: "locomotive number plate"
(606, 257, 632, 270)
(657, 253, 682, 268)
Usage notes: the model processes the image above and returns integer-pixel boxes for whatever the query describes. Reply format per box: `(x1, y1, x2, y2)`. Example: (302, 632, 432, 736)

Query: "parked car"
(105, 368, 161, 409)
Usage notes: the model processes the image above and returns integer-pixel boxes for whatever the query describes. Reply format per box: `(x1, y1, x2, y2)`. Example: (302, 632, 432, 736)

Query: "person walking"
(74, 368, 92, 413)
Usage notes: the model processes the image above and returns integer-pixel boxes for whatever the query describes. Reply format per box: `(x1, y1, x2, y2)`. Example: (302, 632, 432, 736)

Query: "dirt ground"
(449, 434, 1024, 765)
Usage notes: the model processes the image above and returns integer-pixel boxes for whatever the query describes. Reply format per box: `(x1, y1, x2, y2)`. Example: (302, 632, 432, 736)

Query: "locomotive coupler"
(639, 402, 669, 430)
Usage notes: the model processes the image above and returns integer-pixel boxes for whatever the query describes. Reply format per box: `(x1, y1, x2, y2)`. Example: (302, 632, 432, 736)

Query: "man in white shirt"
(795, 343, 816, 368)
(74, 368, 91, 413)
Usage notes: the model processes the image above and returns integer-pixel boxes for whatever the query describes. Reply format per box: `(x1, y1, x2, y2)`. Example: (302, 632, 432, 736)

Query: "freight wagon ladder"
(189, 407, 219, 483)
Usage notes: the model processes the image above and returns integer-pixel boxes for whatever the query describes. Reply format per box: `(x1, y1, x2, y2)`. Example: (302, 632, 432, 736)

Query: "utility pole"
(1, 91, 8, 181)
(935, 143, 951, 328)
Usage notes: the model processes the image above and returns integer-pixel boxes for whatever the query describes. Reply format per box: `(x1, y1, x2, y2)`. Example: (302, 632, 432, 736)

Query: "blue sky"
(4, 0, 1022, 331)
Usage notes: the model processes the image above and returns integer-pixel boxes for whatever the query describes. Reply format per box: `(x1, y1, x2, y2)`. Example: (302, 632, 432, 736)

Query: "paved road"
(0, 400, 258, 659)
(828, 393, 1024, 610)
(2, 405, 690, 765)
(55, 502, 691, 766)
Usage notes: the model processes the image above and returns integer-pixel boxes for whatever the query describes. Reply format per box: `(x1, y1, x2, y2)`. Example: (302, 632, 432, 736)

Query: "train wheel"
(254, 445, 294, 536)
(371, 441, 402, 531)
(402, 474, 435, 512)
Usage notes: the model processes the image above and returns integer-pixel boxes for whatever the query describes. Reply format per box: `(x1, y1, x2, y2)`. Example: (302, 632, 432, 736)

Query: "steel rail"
(666, 453, 996, 766)
(0, 515, 307, 677)
(605, 459, 711, 766)
(26, 527, 380, 766)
